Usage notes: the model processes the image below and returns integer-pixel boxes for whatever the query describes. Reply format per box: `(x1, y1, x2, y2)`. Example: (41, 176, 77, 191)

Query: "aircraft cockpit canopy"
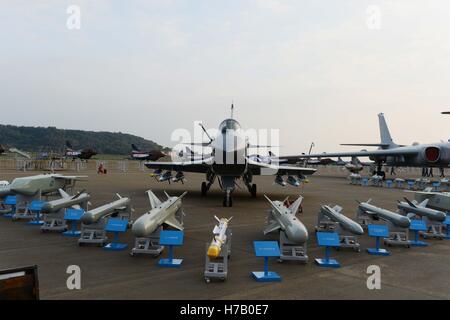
(219, 119, 241, 133)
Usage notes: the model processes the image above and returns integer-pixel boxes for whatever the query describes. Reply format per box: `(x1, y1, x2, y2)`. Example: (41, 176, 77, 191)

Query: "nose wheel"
(250, 184, 257, 198)
(223, 190, 233, 207)
(201, 182, 208, 196)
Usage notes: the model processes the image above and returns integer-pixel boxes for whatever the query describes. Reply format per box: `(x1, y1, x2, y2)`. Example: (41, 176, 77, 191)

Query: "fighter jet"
(144, 105, 316, 207)
(131, 144, 167, 161)
(0, 174, 87, 197)
(65, 141, 97, 160)
(295, 113, 450, 178)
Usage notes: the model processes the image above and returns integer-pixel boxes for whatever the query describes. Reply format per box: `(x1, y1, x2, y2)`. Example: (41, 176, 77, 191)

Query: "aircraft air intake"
(424, 146, 440, 163)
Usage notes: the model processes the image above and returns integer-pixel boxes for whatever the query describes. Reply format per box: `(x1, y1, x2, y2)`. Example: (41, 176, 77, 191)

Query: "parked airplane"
(296, 113, 450, 178)
(65, 141, 97, 160)
(144, 106, 316, 207)
(0, 144, 31, 159)
(131, 144, 166, 161)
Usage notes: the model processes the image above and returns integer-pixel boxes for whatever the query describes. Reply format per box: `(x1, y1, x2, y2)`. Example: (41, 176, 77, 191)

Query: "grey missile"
(132, 190, 187, 237)
(263, 195, 308, 244)
(81, 195, 130, 225)
(397, 198, 446, 222)
(358, 200, 411, 228)
(320, 205, 364, 235)
(41, 190, 90, 213)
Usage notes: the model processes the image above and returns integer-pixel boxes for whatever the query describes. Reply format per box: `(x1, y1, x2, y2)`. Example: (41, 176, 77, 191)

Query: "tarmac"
(0, 168, 449, 300)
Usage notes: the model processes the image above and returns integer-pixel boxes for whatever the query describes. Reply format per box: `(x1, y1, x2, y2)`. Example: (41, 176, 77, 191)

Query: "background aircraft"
(65, 141, 97, 160)
(295, 113, 450, 178)
(144, 107, 316, 207)
(131, 144, 166, 161)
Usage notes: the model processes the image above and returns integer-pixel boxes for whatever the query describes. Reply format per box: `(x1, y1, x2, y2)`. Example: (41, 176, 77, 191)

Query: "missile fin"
(403, 197, 417, 208)
(165, 216, 184, 230)
(332, 205, 343, 213)
(418, 199, 429, 208)
(289, 196, 304, 214)
(58, 188, 71, 199)
(146, 190, 162, 209)
(263, 221, 281, 235)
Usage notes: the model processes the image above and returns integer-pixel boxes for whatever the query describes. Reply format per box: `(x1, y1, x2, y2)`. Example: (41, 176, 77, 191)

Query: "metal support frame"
(130, 226, 165, 257)
(384, 221, 411, 248)
(12, 193, 42, 221)
(204, 229, 232, 283)
(41, 212, 67, 232)
(278, 231, 308, 263)
(316, 211, 360, 252)
(78, 218, 108, 246)
(419, 217, 445, 240)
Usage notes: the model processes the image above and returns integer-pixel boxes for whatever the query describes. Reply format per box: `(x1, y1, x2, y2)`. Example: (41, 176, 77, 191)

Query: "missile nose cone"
(352, 224, 364, 236)
(398, 216, 411, 228)
(80, 213, 95, 225)
(131, 221, 147, 238)
(207, 245, 220, 259)
(435, 212, 446, 222)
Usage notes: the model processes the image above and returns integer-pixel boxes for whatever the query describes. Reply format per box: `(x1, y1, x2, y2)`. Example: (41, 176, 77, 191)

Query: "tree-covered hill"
(0, 124, 166, 155)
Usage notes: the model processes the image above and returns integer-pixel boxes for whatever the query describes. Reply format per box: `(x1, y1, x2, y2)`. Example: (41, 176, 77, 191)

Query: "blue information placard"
(444, 216, 450, 226)
(368, 224, 389, 238)
(253, 241, 280, 257)
(105, 218, 129, 233)
(29, 200, 45, 211)
(4, 195, 16, 206)
(409, 219, 427, 232)
(64, 208, 84, 221)
(316, 232, 340, 247)
(159, 230, 184, 246)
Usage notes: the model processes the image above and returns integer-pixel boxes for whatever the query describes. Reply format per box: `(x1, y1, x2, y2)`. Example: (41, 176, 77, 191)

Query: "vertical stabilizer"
(378, 113, 396, 147)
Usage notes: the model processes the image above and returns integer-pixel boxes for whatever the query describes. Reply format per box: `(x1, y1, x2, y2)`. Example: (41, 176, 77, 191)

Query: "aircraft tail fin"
(66, 140, 73, 150)
(340, 113, 397, 149)
(131, 144, 140, 152)
(378, 113, 396, 147)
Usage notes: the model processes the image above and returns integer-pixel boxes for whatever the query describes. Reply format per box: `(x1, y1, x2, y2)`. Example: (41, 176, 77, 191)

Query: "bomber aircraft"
(295, 113, 450, 178)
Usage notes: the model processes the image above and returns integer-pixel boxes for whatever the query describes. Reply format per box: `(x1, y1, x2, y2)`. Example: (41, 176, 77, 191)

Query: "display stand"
(315, 232, 341, 268)
(104, 218, 129, 251)
(251, 241, 281, 282)
(367, 224, 390, 256)
(62, 208, 84, 237)
(409, 219, 428, 247)
(2, 195, 16, 218)
(157, 230, 184, 268)
(27, 200, 45, 225)
(444, 216, 450, 240)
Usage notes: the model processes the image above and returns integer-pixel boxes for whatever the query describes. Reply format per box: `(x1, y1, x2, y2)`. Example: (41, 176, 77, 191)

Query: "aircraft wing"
(144, 158, 213, 174)
(292, 147, 419, 159)
(248, 159, 316, 176)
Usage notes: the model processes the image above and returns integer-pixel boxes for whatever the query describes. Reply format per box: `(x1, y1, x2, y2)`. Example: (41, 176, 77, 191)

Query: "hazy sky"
(1, 0, 449, 154)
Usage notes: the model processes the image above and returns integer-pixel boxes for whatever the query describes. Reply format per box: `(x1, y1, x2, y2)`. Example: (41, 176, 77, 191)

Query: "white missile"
(132, 190, 187, 237)
(207, 216, 232, 259)
(358, 200, 411, 228)
(320, 205, 364, 235)
(41, 189, 90, 213)
(81, 195, 130, 225)
(397, 198, 446, 222)
(263, 195, 308, 244)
